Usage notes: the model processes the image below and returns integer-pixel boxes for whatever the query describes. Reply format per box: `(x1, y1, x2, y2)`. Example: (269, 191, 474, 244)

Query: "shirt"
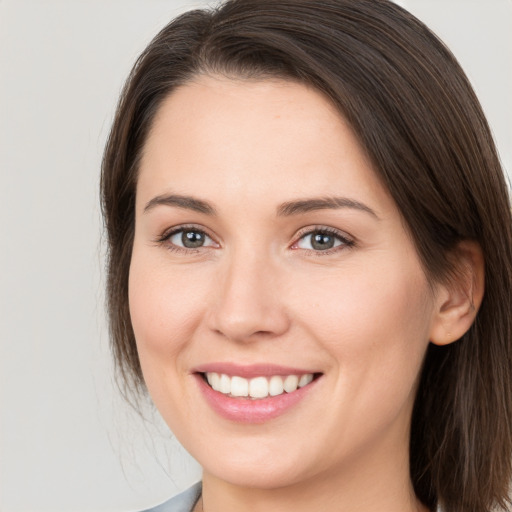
(141, 482, 202, 512)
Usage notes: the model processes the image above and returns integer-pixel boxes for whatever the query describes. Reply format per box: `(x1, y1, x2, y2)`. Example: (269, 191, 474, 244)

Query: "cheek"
(298, 258, 430, 336)
(286, 261, 433, 460)
(128, 251, 211, 383)
(294, 258, 433, 401)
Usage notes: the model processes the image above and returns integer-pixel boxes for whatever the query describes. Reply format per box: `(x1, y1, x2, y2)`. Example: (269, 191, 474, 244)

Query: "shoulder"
(139, 482, 202, 512)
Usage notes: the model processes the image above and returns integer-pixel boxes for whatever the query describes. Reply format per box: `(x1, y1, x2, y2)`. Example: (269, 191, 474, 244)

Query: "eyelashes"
(164, 226, 217, 250)
(155, 224, 355, 256)
(155, 225, 218, 253)
(291, 226, 355, 254)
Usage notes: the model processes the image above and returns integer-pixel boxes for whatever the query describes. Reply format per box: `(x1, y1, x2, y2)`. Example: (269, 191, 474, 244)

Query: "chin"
(189, 434, 324, 491)
(204, 460, 311, 490)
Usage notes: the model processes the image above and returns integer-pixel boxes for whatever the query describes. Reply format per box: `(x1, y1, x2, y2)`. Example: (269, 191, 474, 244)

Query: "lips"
(193, 363, 321, 423)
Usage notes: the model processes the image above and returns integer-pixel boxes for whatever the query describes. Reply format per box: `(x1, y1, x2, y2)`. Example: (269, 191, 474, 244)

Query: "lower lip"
(195, 374, 319, 423)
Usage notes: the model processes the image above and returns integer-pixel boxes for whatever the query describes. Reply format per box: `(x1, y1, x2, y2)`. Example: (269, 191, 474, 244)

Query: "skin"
(129, 76, 482, 512)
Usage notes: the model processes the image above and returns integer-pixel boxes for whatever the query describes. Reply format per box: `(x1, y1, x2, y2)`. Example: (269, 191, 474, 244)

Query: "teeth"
(209, 372, 221, 391)
(269, 375, 284, 396)
(219, 373, 231, 394)
(205, 372, 315, 399)
(249, 376, 269, 398)
(298, 374, 313, 388)
(231, 376, 249, 397)
(283, 375, 299, 393)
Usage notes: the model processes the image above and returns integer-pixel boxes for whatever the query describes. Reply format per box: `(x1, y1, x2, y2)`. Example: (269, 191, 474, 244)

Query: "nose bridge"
(208, 244, 289, 342)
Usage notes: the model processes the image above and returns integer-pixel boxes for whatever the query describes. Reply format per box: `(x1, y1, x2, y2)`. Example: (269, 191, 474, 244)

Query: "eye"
(164, 227, 218, 250)
(294, 228, 353, 252)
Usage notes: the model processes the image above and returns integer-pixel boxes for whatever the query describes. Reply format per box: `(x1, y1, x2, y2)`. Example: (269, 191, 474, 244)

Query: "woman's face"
(129, 76, 441, 490)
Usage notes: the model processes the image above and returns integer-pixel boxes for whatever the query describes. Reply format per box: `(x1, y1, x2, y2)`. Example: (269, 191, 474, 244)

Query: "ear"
(429, 240, 485, 346)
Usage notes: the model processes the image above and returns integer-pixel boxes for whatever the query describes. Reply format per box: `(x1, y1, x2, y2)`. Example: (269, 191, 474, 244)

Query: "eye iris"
(311, 232, 335, 250)
(182, 230, 205, 248)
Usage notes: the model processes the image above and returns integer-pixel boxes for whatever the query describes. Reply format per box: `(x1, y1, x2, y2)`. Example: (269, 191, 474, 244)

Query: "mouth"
(200, 372, 319, 399)
(193, 363, 323, 422)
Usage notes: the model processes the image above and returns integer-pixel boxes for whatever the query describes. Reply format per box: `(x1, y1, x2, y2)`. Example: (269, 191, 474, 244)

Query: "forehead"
(137, 75, 393, 217)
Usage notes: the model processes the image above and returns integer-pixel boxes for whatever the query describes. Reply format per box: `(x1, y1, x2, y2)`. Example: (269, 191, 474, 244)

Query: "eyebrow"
(277, 196, 379, 219)
(143, 193, 378, 219)
(144, 194, 217, 215)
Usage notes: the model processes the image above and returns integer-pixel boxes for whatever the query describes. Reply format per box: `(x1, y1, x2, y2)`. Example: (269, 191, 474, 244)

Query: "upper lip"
(192, 362, 320, 378)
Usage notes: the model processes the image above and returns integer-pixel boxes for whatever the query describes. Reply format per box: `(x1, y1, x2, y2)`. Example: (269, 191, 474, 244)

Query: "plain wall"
(1, 1, 510, 511)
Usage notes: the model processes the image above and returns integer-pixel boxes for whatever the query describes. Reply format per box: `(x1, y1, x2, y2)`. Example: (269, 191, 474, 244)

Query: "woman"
(101, 1, 512, 511)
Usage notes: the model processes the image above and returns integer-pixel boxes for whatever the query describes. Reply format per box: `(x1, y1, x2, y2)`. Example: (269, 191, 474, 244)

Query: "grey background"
(1, 1, 510, 511)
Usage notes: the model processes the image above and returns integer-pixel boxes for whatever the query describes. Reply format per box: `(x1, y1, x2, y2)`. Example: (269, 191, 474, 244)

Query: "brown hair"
(101, 1, 512, 510)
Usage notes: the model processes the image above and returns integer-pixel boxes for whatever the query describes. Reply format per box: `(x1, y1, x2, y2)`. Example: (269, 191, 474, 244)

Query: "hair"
(100, 0, 512, 510)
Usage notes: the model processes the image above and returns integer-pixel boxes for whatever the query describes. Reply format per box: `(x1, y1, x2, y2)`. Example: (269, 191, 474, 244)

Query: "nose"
(206, 250, 291, 343)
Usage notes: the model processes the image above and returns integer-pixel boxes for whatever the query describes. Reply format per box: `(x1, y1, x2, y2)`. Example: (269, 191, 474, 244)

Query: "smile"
(194, 363, 322, 423)
(205, 372, 315, 399)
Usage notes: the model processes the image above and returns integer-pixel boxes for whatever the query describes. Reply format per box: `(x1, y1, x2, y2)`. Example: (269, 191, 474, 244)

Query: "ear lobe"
(429, 240, 485, 346)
